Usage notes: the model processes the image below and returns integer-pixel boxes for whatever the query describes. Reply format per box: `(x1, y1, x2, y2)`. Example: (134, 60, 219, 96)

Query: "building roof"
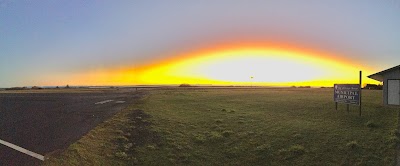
(368, 65, 400, 82)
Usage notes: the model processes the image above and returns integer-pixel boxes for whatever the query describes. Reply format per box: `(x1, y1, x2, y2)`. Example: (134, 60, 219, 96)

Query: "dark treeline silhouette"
(179, 83, 192, 87)
(5, 87, 28, 90)
(364, 84, 382, 90)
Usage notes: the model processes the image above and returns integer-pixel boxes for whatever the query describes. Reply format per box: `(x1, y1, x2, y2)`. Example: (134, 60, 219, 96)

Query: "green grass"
(44, 88, 399, 165)
(42, 91, 148, 165)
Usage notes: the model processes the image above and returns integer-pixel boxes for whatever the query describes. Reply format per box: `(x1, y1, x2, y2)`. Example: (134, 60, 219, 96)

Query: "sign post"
(359, 71, 362, 116)
(335, 102, 338, 110)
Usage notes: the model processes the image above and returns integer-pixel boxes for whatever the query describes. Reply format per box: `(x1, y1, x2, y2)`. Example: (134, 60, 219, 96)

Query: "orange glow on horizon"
(62, 43, 380, 87)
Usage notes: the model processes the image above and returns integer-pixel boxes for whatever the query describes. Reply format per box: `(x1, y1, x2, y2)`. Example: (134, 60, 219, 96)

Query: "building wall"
(383, 68, 400, 105)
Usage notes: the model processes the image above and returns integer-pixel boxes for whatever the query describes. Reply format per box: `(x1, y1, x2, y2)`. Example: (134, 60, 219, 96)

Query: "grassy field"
(44, 88, 399, 165)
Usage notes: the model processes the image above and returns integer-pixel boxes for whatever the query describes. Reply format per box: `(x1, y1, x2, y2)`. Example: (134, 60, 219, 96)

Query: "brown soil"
(116, 109, 161, 163)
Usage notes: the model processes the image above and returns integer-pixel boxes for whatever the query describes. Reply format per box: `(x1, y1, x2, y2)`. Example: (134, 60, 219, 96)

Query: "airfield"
(0, 87, 399, 165)
(0, 88, 142, 165)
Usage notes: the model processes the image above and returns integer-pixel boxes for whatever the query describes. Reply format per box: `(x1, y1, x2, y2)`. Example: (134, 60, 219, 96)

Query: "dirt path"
(115, 109, 161, 164)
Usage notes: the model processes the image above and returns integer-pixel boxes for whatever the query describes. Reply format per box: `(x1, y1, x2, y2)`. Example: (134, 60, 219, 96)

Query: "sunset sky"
(1, 1, 399, 87)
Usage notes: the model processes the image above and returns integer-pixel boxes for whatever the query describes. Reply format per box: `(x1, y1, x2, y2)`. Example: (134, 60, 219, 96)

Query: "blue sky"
(1, 0, 399, 87)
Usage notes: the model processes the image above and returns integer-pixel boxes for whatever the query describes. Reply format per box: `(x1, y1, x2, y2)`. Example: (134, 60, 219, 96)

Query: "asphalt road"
(0, 88, 142, 166)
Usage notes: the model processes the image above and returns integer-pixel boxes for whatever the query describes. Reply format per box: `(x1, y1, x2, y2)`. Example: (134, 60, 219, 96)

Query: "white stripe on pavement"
(95, 100, 114, 105)
(0, 139, 45, 161)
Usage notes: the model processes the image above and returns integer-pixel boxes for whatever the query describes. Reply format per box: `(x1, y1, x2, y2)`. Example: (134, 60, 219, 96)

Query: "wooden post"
(359, 71, 362, 116)
(335, 102, 338, 111)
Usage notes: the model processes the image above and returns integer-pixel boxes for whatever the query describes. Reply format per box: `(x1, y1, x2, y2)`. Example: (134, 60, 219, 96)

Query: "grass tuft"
(146, 145, 156, 150)
(115, 151, 128, 160)
(225, 146, 241, 158)
(278, 144, 305, 159)
(222, 130, 234, 137)
(209, 131, 224, 142)
(390, 129, 400, 136)
(255, 144, 271, 155)
(366, 120, 378, 128)
(346, 141, 360, 149)
(193, 134, 206, 144)
(123, 143, 133, 151)
(288, 144, 305, 155)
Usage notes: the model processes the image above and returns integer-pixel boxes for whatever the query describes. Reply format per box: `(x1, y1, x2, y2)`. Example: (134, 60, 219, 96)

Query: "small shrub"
(221, 108, 227, 112)
(215, 119, 223, 123)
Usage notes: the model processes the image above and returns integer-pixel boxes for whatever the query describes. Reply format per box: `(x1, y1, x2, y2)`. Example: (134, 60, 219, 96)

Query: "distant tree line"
(5, 87, 28, 90)
(179, 83, 192, 87)
(5, 84, 71, 90)
(291, 86, 311, 88)
(364, 84, 382, 90)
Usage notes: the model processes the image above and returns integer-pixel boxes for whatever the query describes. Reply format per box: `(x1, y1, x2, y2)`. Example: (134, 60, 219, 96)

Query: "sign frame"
(334, 84, 361, 105)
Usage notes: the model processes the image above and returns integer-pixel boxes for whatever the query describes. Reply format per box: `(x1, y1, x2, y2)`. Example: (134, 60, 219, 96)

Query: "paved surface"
(0, 88, 142, 166)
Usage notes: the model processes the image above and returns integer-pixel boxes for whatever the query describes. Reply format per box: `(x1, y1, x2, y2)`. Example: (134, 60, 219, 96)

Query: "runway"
(0, 88, 142, 165)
